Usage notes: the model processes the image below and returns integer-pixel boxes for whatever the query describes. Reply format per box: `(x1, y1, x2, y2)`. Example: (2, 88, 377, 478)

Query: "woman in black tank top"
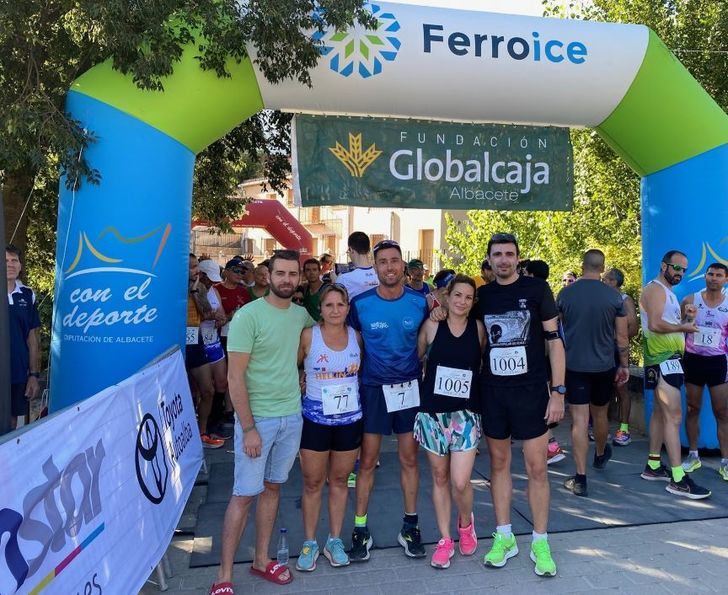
(414, 274, 485, 568)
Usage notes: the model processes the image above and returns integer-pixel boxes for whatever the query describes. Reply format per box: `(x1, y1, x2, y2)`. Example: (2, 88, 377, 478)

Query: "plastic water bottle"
(276, 528, 289, 565)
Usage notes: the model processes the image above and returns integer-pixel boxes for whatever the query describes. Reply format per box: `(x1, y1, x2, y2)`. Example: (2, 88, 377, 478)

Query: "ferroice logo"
(330, 132, 382, 177)
(135, 413, 169, 504)
(314, 2, 401, 78)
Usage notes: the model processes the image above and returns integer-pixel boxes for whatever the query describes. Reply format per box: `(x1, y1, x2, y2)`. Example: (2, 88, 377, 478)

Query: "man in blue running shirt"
(347, 240, 429, 562)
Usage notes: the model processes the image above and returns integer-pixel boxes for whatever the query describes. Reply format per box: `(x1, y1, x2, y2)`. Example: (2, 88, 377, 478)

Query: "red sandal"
(209, 581, 234, 595)
(249, 561, 293, 585)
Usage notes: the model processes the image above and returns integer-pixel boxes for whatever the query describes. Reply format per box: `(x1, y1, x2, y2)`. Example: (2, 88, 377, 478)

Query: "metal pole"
(0, 184, 13, 435)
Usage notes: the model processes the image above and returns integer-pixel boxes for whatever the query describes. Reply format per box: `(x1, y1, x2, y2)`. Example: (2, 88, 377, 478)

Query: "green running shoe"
(530, 539, 556, 577)
(682, 454, 702, 473)
(719, 463, 728, 481)
(483, 532, 518, 568)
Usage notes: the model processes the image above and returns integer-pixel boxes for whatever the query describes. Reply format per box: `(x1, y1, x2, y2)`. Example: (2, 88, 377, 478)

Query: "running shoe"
(208, 424, 232, 441)
(593, 444, 613, 470)
(563, 475, 588, 497)
(530, 539, 557, 577)
(458, 513, 478, 556)
(430, 538, 455, 569)
(200, 433, 225, 449)
(719, 463, 728, 481)
(546, 441, 566, 465)
(612, 429, 631, 446)
(295, 540, 319, 571)
(349, 527, 373, 562)
(398, 524, 426, 558)
(324, 536, 349, 567)
(666, 476, 711, 500)
(640, 463, 671, 481)
(483, 532, 518, 568)
(682, 453, 702, 473)
(347, 472, 357, 488)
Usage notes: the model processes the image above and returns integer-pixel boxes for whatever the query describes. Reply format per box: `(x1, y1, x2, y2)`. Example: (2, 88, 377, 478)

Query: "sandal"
(209, 582, 234, 595)
(249, 561, 293, 585)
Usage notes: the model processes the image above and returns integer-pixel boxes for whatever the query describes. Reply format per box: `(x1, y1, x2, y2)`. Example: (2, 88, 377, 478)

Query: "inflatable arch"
(51, 3, 728, 445)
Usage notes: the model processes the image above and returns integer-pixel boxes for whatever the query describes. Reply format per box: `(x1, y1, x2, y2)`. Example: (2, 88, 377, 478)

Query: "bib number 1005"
(490, 346, 528, 376)
(434, 366, 472, 399)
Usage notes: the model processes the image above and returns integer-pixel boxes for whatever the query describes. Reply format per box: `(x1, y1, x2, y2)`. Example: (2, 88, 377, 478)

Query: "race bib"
(659, 358, 683, 376)
(321, 380, 359, 416)
(201, 327, 218, 345)
(185, 326, 199, 345)
(490, 346, 528, 376)
(383, 380, 420, 413)
(694, 326, 721, 348)
(434, 366, 472, 399)
(220, 322, 230, 337)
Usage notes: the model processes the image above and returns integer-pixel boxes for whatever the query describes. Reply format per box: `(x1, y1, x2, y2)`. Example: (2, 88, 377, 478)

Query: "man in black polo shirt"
(6, 245, 41, 429)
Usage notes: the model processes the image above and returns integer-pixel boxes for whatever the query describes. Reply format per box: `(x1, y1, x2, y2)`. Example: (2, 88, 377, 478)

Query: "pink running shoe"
(458, 513, 478, 556)
(430, 538, 455, 569)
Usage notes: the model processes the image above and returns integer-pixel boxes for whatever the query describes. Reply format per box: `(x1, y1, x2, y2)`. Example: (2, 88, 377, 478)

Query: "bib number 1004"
(490, 346, 528, 376)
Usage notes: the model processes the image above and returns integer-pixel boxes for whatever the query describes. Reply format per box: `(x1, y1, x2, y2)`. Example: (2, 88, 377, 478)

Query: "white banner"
(0, 350, 202, 595)
(251, 2, 648, 127)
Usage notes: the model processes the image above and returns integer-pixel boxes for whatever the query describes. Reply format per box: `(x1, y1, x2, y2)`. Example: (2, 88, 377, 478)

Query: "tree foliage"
(445, 0, 727, 308)
(0, 0, 375, 300)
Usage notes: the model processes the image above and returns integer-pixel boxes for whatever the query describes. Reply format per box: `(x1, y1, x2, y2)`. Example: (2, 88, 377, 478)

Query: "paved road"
(142, 516, 728, 594)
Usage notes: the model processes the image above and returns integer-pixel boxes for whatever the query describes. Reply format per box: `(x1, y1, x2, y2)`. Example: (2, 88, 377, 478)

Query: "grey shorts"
(233, 413, 303, 497)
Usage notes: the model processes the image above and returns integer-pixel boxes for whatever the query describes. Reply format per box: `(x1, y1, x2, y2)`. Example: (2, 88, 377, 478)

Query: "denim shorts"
(233, 413, 303, 497)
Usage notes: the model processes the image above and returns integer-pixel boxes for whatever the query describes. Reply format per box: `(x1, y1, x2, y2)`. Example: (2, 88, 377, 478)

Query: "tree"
(0, 0, 376, 248)
(1, 0, 375, 345)
(444, 0, 727, 358)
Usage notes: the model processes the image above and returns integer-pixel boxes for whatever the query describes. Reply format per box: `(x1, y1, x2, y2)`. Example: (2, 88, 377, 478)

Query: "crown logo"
(329, 132, 383, 178)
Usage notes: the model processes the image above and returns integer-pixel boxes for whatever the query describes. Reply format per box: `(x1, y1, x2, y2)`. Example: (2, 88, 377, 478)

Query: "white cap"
(198, 260, 222, 283)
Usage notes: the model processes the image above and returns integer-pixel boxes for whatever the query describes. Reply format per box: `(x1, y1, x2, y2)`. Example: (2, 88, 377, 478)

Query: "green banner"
(293, 115, 573, 211)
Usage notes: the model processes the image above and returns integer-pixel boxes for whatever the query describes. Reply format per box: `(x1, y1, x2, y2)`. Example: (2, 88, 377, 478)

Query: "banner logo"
(329, 132, 382, 177)
(135, 413, 169, 504)
(314, 2, 401, 78)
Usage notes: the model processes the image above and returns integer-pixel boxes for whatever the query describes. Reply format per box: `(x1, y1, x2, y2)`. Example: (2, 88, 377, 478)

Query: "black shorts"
(360, 384, 418, 436)
(185, 339, 208, 370)
(645, 357, 684, 390)
(683, 351, 728, 388)
(482, 382, 549, 441)
(11, 383, 29, 417)
(566, 369, 614, 407)
(300, 416, 363, 452)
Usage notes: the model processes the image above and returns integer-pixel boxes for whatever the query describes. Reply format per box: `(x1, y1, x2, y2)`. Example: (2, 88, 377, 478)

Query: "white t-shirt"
(337, 266, 379, 299)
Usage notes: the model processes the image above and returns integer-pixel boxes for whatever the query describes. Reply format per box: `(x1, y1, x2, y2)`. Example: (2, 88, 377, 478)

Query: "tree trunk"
(2, 168, 35, 254)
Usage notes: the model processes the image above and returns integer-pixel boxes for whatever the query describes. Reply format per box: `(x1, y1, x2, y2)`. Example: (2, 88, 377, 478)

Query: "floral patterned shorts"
(413, 409, 482, 456)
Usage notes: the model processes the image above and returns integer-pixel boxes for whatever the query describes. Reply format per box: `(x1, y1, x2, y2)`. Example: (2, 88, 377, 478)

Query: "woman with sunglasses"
(296, 284, 364, 571)
(415, 274, 486, 569)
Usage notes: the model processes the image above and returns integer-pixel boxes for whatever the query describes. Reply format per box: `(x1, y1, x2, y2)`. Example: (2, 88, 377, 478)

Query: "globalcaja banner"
(292, 115, 573, 210)
(0, 350, 202, 595)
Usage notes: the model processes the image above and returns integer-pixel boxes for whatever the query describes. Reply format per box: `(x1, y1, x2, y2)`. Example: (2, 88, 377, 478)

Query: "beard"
(663, 271, 682, 286)
(270, 282, 295, 299)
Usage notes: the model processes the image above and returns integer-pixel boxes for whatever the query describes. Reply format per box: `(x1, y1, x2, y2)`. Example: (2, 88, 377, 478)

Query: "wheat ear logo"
(329, 132, 382, 178)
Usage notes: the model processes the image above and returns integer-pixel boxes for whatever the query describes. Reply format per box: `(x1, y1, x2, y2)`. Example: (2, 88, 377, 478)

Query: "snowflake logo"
(313, 3, 401, 78)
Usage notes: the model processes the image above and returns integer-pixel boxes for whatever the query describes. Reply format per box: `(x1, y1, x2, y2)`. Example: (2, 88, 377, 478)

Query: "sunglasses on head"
(664, 262, 687, 273)
(373, 239, 400, 251)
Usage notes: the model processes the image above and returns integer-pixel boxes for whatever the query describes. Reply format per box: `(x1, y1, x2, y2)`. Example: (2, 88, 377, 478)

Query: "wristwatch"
(550, 385, 567, 395)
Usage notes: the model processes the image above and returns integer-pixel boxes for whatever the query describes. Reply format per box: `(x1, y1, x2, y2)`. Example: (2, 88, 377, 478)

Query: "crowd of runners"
(177, 233, 728, 595)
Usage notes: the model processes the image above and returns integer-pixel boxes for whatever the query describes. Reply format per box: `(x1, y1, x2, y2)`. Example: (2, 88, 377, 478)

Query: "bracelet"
(242, 423, 256, 433)
(28, 372, 40, 378)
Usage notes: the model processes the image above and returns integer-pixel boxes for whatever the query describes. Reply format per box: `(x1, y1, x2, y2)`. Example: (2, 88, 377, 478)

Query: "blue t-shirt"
(7, 283, 41, 383)
(348, 287, 428, 386)
(406, 282, 431, 296)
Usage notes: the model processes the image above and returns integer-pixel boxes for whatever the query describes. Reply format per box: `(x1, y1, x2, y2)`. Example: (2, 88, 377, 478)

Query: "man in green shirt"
(302, 257, 325, 321)
(211, 250, 315, 591)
